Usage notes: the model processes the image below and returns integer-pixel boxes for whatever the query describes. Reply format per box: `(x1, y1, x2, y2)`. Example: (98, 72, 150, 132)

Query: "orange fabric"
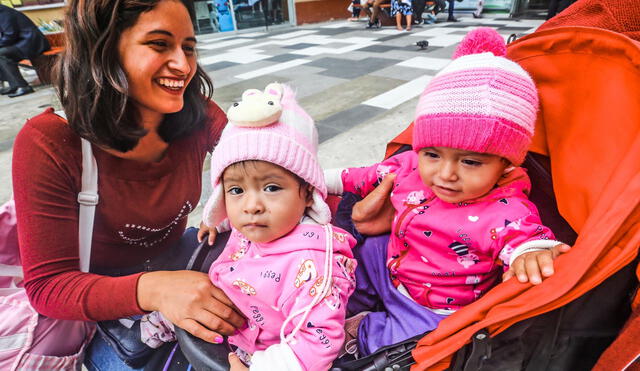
(594, 312, 640, 371)
(539, 0, 640, 43)
(397, 27, 640, 370)
(384, 121, 414, 159)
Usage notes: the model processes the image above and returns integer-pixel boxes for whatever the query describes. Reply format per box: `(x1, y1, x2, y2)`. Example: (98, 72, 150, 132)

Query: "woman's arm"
(13, 119, 144, 321)
(13, 115, 244, 340)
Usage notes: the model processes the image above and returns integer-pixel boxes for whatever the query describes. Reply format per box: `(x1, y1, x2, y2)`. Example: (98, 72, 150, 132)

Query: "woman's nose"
(168, 48, 191, 75)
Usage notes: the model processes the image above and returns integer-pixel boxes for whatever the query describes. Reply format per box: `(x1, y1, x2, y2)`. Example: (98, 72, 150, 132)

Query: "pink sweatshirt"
(339, 150, 555, 312)
(209, 221, 357, 371)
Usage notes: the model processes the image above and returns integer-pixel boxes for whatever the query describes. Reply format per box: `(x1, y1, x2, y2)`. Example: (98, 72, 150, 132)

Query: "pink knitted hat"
(203, 83, 330, 228)
(413, 27, 539, 165)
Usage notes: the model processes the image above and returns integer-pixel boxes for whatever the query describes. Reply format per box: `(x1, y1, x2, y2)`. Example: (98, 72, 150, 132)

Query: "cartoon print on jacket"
(404, 190, 426, 205)
(294, 259, 317, 288)
(233, 279, 257, 296)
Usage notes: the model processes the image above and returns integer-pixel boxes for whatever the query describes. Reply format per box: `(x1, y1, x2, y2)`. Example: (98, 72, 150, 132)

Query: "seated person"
(362, 0, 391, 28)
(325, 28, 571, 356)
(200, 83, 358, 370)
(0, 4, 49, 97)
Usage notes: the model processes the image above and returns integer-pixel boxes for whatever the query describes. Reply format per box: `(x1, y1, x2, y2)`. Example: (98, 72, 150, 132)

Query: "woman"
(11, 0, 244, 369)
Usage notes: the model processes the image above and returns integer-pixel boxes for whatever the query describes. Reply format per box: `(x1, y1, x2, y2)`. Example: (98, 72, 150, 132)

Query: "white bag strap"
(78, 138, 98, 273)
(55, 110, 98, 273)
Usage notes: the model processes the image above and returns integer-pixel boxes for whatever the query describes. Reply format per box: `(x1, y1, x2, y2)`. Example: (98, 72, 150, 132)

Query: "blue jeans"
(84, 227, 200, 370)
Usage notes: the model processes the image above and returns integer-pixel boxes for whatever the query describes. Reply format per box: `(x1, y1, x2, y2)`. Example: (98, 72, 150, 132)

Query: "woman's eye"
(148, 40, 168, 48)
(228, 187, 243, 195)
(462, 159, 482, 166)
(183, 45, 195, 56)
(264, 185, 282, 192)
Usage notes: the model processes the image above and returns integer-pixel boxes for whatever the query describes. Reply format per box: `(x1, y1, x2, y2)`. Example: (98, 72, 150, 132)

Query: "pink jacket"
(340, 151, 555, 312)
(209, 221, 357, 371)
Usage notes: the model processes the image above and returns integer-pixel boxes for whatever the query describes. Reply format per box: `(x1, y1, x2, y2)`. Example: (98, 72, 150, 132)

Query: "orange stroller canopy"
(384, 25, 640, 370)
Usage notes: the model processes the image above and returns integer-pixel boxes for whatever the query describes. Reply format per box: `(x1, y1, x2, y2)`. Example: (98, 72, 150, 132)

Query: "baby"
(201, 83, 357, 371)
(325, 28, 570, 356)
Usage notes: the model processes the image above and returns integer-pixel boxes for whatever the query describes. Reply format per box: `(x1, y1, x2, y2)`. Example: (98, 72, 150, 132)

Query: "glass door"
(232, 0, 289, 30)
(192, 0, 236, 34)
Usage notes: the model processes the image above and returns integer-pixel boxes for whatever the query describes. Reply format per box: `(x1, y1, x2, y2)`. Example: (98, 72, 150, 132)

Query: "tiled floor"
(0, 14, 545, 222)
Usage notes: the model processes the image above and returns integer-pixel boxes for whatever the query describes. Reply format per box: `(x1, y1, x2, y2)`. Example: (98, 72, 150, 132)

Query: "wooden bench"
(18, 32, 64, 85)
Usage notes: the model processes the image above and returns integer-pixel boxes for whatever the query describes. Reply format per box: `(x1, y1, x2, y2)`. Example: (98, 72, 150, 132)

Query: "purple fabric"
(347, 235, 447, 356)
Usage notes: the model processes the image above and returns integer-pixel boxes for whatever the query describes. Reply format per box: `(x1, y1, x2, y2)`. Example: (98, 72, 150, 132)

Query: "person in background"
(0, 4, 49, 97)
(473, 0, 483, 18)
(446, 0, 458, 22)
(547, 0, 578, 19)
(392, 0, 413, 31)
(348, 0, 366, 21)
(363, 0, 390, 28)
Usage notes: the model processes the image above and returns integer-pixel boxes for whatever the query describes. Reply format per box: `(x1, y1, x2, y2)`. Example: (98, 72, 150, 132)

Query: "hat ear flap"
(306, 189, 331, 225)
(203, 182, 225, 228)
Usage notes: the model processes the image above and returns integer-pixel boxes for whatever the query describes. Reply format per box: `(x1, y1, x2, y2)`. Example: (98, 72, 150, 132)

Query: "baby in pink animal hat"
(200, 83, 357, 371)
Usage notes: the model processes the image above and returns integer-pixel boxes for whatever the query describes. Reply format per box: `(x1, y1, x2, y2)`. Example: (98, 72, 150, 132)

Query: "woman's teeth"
(157, 78, 184, 89)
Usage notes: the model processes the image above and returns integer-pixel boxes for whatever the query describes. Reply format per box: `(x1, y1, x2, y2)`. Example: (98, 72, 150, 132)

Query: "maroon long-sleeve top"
(12, 104, 226, 321)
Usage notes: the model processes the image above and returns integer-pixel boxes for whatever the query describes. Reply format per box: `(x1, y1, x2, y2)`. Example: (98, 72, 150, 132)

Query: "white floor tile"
(270, 30, 318, 39)
(424, 34, 465, 47)
(362, 75, 432, 110)
(199, 51, 271, 65)
(198, 38, 252, 50)
(234, 59, 311, 79)
(411, 27, 459, 37)
(397, 56, 450, 70)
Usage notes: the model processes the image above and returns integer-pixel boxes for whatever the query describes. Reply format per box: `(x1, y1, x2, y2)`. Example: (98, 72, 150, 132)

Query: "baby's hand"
(197, 221, 218, 246)
(503, 244, 571, 284)
(228, 352, 249, 371)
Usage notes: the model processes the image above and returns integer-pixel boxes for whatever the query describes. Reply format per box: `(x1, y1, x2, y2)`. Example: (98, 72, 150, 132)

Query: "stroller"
(150, 3, 640, 369)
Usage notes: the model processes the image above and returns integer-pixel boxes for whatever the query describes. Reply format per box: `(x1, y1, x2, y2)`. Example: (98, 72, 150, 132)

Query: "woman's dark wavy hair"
(54, 0, 214, 152)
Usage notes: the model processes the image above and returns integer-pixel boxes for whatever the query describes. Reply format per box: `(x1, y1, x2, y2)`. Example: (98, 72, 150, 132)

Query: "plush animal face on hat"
(227, 84, 284, 127)
(203, 83, 331, 229)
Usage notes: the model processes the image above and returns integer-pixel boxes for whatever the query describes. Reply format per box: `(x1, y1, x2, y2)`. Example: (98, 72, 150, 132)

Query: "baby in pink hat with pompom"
(325, 28, 571, 357)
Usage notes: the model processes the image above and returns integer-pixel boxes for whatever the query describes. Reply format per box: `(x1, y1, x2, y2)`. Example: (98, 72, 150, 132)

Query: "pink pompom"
(453, 27, 506, 59)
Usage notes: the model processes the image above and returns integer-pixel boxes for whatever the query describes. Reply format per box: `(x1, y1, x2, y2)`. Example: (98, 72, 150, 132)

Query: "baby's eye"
(267, 101, 274, 105)
(233, 102, 240, 107)
(423, 151, 439, 159)
(462, 159, 482, 166)
(228, 187, 243, 195)
(264, 185, 282, 192)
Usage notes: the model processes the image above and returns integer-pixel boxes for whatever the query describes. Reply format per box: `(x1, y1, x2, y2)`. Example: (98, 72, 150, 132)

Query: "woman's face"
(118, 0, 197, 123)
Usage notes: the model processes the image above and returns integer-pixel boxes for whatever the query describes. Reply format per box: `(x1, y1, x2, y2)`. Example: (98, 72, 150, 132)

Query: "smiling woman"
(10, 0, 244, 370)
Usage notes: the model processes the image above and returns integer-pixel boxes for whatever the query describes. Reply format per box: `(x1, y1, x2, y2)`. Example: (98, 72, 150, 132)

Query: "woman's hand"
(351, 174, 396, 235)
(503, 244, 572, 284)
(137, 270, 245, 343)
(228, 352, 249, 371)
(198, 221, 218, 246)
